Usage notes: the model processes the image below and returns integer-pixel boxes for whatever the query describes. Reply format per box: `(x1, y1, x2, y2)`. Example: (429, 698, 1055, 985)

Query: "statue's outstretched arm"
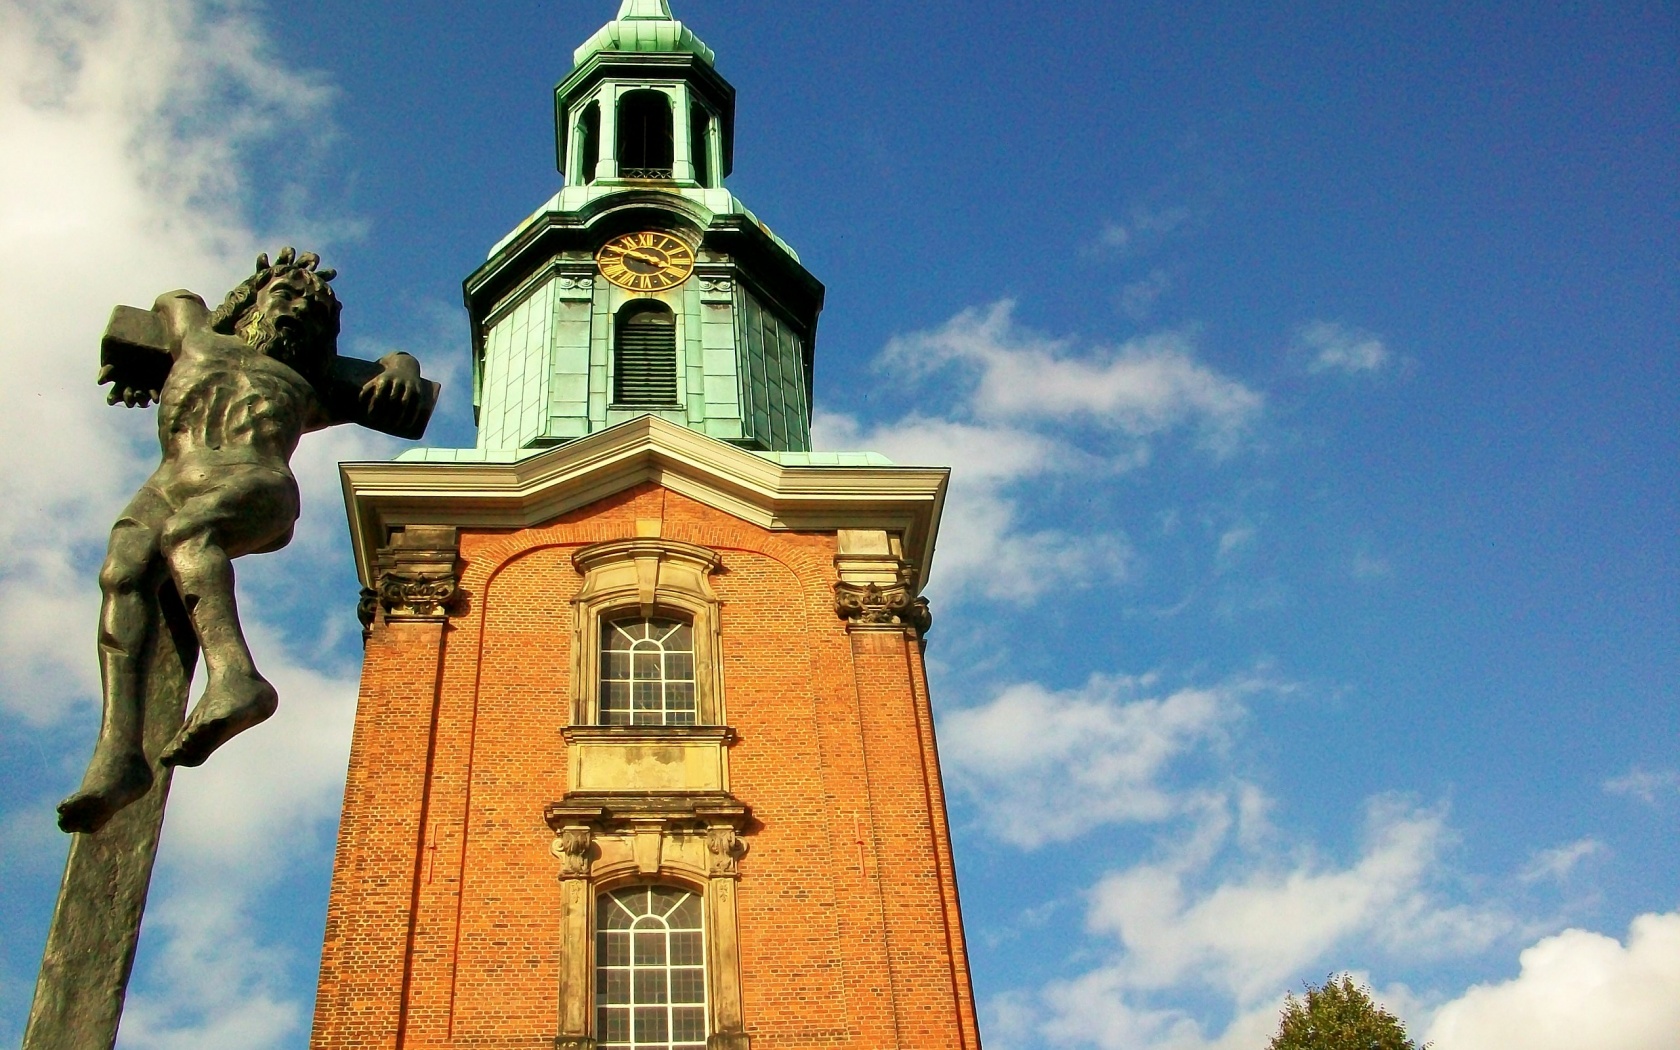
(315, 351, 439, 440)
(97, 291, 204, 408)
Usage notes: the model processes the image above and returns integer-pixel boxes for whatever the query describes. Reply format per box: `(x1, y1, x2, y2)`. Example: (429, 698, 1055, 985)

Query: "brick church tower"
(310, 4, 981, 1048)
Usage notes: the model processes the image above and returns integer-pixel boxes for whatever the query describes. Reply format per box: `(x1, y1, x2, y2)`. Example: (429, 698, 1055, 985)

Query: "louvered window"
(615, 303, 679, 406)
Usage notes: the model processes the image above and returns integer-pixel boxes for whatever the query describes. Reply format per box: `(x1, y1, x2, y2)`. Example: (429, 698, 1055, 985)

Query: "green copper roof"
(573, 0, 716, 68)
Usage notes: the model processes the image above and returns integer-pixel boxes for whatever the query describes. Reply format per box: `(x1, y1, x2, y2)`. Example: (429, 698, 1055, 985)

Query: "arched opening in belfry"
(577, 101, 600, 185)
(613, 301, 679, 406)
(617, 90, 674, 179)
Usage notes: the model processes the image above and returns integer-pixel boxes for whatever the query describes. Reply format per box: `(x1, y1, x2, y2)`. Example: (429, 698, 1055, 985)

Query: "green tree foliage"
(1266, 974, 1425, 1050)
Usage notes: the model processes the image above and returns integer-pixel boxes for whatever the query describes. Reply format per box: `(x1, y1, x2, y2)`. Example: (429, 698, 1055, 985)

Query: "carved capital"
(376, 571, 459, 620)
(371, 525, 461, 622)
(705, 825, 749, 877)
(551, 825, 594, 878)
(834, 580, 932, 636)
(553, 1038, 597, 1050)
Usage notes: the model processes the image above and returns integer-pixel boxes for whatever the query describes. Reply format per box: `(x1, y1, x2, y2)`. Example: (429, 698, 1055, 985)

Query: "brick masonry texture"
(311, 483, 981, 1049)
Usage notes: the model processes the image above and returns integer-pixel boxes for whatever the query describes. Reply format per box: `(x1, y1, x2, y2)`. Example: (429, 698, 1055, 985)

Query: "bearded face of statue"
(240, 270, 335, 376)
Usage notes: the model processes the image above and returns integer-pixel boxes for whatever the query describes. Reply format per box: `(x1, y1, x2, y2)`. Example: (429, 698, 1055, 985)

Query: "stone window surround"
(570, 529, 726, 727)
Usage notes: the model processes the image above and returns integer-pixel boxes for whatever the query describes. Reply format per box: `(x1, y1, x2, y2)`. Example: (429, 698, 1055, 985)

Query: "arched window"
(613, 302, 679, 407)
(577, 101, 601, 185)
(597, 885, 708, 1050)
(600, 617, 696, 725)
(617, 90, 674, 179)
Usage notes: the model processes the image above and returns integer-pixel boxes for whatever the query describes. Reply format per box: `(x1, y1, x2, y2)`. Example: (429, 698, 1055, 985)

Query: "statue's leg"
(156, 469, 298, 768)
(57, 500, 169, 834)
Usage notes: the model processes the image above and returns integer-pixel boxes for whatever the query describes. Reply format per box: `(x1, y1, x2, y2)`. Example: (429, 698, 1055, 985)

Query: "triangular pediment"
(341, 416, 947, 590)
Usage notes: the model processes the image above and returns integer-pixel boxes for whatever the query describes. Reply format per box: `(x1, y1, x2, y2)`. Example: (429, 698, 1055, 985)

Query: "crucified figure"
(57, 248, 436, 834)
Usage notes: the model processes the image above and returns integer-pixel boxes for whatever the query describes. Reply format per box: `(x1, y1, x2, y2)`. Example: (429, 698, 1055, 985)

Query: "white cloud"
(113, 887, 304, 1050)
(1296, 320, 1390, 375)
(885, 301, 1261, 444)
(1427, 911, 1680, 1050)
(985, 794, 1514, 1050)
(1084, 797, 1509, 1004)
(940, 673, 1250, 847)
(1604, 767, 1680, 805)
(1036, 976, 1285, 1050)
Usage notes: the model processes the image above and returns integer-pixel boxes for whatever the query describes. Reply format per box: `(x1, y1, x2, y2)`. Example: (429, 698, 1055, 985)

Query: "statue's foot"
(160, 670, 279, 769)
(57, 748, 154, 834)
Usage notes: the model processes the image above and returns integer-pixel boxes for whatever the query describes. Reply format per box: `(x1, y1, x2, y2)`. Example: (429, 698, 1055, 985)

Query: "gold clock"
(595, 231, 696, 291)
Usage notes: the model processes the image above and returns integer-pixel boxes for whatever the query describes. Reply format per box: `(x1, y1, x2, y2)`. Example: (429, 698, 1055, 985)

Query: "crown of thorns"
(210, 246, 342, 337)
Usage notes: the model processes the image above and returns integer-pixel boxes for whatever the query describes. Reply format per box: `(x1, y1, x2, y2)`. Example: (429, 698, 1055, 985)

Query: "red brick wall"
(311, 484, 981, 1049)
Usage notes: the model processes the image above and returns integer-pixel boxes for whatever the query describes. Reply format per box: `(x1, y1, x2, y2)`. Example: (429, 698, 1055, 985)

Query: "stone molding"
(339, 414, 949, 594)
(561, 725, 737, 795)
(376, 572, 459, 620)
(551, 825, 594, 878)
(705, 826, 748, 877)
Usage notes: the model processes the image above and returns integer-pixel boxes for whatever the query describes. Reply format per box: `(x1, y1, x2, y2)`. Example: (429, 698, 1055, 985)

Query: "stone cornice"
(340, 416, 948, 592)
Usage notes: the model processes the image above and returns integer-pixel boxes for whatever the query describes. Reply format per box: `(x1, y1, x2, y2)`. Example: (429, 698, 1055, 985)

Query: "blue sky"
(1, 1, 1675, 1047)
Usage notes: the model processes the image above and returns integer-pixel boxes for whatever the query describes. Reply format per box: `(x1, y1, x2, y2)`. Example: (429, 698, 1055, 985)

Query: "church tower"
(312, 4, 981, 1048)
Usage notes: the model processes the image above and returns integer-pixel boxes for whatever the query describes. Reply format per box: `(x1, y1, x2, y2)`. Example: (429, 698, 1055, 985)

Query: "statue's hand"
(359, 353, 425, 431)
(97, 364, 158, 408)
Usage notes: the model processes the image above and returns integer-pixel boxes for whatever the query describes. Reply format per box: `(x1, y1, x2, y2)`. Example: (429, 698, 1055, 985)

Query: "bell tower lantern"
(445, 0, 821, 458)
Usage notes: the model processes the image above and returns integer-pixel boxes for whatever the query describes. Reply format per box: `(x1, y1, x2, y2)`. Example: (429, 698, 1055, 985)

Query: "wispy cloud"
(1082, 797, 1510, 1005)
(1603, 767, 1680, 805)
(813, 410, 1130, 602)
(884, 301, 1261, 444)
(1118, 268, 1175, 322)
(940, 673, 1256, 847)
(1100, 204, 1194, 255)
(1518, 838, 1605, 884)
(985, 789, 1515, 1049)
(1295, 320, 1391, 375)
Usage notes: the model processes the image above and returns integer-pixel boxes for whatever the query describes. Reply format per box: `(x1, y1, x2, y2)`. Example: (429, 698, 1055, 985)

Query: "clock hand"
(623, 249, 666, 266)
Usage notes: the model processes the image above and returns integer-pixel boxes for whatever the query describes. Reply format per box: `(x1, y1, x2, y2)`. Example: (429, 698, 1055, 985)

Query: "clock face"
(596, 232, 696, 292)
